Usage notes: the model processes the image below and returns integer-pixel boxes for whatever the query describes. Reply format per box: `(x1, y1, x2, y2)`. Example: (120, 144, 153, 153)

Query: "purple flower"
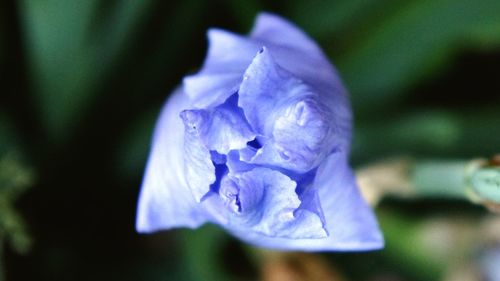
(136, 13, 383, 251)
(480, 246, 500, 281)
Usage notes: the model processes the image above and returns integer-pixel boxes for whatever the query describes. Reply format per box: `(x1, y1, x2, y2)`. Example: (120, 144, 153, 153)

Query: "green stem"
(411, 160, 470, 199)
(357, 157, 500, 210)
(411, 158, 500, 207)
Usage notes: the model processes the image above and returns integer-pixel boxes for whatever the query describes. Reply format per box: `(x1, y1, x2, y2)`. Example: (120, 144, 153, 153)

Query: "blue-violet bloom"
(136, 13, 383, 251)
(480, 246, 500, 281)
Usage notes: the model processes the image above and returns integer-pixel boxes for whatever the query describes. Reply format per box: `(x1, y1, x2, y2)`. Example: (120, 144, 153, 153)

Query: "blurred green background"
(1, 0, 499, 280)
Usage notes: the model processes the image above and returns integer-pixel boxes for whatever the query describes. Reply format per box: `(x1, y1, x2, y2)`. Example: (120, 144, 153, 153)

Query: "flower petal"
(179, 109, 216, 202)
(238, 47, 305, 134)
(238, 48, 341, 172)
(181, 94, 256, 155)
(250, 12, 324, 58)
(136, 89, 208, 232)
(184, 14, 348, 109)
(227, 153, 384, 251)
(250, 13, 342, 94)
(223, 168, 327, 239)
(137, 12, 383, 252)
(204, 94, 256, 154)
(203, 29, 260, 74)
(313, 153, 384, 250)
(179, 94, 256, 201)
(183, 73, 242, 108)
(480, 247, 500, 281)
(183, 29, 260, 108)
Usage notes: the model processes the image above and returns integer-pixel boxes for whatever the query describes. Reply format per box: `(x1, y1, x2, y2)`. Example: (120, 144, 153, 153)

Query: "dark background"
(1, 0, 499, 280)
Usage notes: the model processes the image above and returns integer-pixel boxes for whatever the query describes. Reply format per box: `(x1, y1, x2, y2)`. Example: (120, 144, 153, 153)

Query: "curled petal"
(180, 94, 255, 200)
(226, 149, 256, 174)
(136, 89, 208, 232)
(239, 48, 339, 172)
(228, 153, 384, 251)
(184, 14, 348, 110)
(250, 15, 353, 149)
(181, 94, 256, 154)
(250, 13, 342, 94)
(180, 110, 216, 202)
(203, 94, 256, 154)
(238, 47, 301, 134)
(223, 168, 327, 239)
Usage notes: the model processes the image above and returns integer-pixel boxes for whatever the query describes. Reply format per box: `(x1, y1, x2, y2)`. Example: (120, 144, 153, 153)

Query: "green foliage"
(180, 226, 233, 281)
(0, 116, 32, 255)
(0, 154, 33, 254)
(352, 108, 500, 162)
(19, 0, 154, 140)
(339, 0, 500, 111)
(290, 0, 500, 112)
(377, 210, 444, 281)
(222, 0, 262, 30)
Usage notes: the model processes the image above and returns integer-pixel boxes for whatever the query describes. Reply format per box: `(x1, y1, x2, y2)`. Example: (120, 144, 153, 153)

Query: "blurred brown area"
(261, 252, 346, 281)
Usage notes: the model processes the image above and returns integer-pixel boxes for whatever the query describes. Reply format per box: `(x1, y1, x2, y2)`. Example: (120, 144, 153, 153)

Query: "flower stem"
(357, 155, 500, 212)
(411, 160, 471, 198)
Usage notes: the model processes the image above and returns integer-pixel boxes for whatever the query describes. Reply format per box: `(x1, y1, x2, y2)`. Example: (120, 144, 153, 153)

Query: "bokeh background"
(1, 0, 500, 280)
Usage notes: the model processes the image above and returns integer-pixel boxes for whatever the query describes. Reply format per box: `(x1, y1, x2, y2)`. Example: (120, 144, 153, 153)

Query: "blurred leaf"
(378, 210, 444, 281)
(334, 0, 500, 111)
(223, 0, 262, 30)
(352, 107, 500, 163)
(0, 153, 34, 254)
(113, 0, 207, 180)
(92, 0, 154, 60)
(115, 110, 157, 179)
(0, 116, 33, 256)
(287, 0, 390, 38)
(19, 0, 153, 140)
(19, 0, 99, 139)
(180, 225, 233, 281)
(289, 0, 500, 112)
(0, 115, 17, 156)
